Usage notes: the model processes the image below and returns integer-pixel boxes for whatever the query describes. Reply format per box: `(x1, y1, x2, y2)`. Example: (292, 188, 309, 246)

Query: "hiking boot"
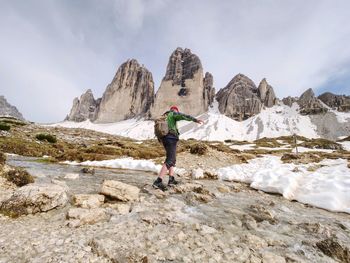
(153, 177, 167, 191)
(168, 176, 179, 186)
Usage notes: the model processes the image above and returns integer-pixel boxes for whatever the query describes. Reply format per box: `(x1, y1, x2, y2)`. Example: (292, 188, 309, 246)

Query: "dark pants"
(162, 134, 179, 169)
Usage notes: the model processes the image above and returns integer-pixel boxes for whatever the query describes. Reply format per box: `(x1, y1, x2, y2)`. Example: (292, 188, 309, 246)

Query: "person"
(153, 105, 204, 191)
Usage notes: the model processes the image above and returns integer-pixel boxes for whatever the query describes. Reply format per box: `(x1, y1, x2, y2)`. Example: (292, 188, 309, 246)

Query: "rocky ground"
(0, 123, 349, 262)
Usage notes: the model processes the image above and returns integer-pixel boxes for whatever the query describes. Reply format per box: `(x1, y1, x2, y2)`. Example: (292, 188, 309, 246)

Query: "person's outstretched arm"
(173, 112, 203, 124)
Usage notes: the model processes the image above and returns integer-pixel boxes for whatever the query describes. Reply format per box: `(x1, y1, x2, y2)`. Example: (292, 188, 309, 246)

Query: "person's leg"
(167, 139, 179, 185)
(153, 137, 172, 191)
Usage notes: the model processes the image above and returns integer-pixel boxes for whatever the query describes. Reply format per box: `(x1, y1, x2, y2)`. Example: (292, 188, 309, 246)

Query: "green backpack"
(154, 114, 169, 142)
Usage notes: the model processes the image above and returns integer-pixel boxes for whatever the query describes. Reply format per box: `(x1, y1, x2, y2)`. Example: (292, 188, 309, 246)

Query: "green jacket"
(166, 111, 198, 137)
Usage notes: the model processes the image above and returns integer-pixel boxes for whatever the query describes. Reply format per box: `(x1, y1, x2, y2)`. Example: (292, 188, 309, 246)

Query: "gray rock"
(298, 88, 328, 115)
(66, 89, 100, 122)
(150, 47, 212, 118)
(66, 208, 110, 227)
(0, 183, 68, 216)
(96, 59, 154, 123)
(100, 180, 140, 202)
(216, 74, 263, 121)
(72, 194, 105, 209)
(318, 92, 350, 112)
(0, 96, 25, 121)
(257, 78, 277, 107)
(282, 96, 298, 107)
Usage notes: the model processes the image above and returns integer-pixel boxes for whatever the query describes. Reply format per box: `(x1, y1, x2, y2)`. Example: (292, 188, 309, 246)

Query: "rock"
(0, 177, 16, 204)
(217, 185, 230, 193)
(298, 88, 328, 115)
(241, 233, 268, 249)
(191, 168, 204, 179)
(200, 225, 217, 234)
(72, 194, 105, 208)
(216, 74, 265, 121)
(203, 72, 215, 108)
(66, 89, 100, 122)
(318, 92, 350, 112)
(66, 208, 110, 227)
(258, 78, 277, 107)
(50, 179, 69, 191)
(64, 173, 79, 180)
(80, 167, 95, 174)
(96, 59, 154, 123)
(249, 204, 276, 224)
(261, 252, 286, 263)
(0, 183, 68, 216)
(105, 203, 130, 215)
(316, 237, 350, 262)
(150, 47, 212, 118)
(100, 180, 140, 202)
(282, 96, 298, 107)
(0, 96, 25, 121)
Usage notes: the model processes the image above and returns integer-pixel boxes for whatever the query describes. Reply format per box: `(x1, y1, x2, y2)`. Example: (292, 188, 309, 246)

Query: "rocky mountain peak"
(150, 47, 211, 118)
(257, 78, 277, 107)
(163, 47, 202, 86)
(216, 74, 262, 121)
(66, 89, 100, 122)
(296, 88, 327, 115)
(95, 59, 154, 123)
(0, 96, 25, 121)
(318, 92, 350, 112)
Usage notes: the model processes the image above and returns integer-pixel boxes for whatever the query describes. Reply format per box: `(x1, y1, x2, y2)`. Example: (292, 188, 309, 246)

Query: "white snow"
(52, 118, 155, 140)
(64, 158, 162, 173)
(332, 110, 350, 123)
(340, 141, 350, 151)
(291, 147, 334, 153)
(229, 144, 256, 151)
(217, 156, 350, 213)
(50, 101, 320, 142)
(63, 157, 186, 176)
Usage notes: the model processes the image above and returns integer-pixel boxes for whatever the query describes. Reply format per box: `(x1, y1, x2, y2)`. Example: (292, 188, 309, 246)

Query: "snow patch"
(217, 156, 350, 213)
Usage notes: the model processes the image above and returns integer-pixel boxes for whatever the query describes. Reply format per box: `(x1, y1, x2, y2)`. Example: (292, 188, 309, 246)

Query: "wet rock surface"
(0, 156, 349, 262)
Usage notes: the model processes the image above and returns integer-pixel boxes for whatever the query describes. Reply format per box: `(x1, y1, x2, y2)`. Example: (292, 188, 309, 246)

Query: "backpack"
(154, 114, 169, 142)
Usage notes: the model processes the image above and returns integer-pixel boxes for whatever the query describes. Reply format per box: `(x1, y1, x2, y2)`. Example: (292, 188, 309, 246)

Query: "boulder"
(96, 59, 154, 123)
(66, 208, 110, 227)
(0, 96, 25, 121)
(100, 180, 140, 202)
(72, 194, 105, 208)
(66, 89, 100, 122)
(216, 74, 263, 121)
(318, 92, 350, 112)
(150, 47, 213, 118)
(0, 183, 68, 216)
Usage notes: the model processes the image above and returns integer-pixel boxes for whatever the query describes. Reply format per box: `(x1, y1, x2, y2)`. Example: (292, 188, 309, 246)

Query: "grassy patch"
(0, 152, 6, 165)
(190, 143, 208, 155)
(0, 122, 11, 131)
(2, 167, 34, 186)
(254, 137, 284, 148)
(35, 133, 57, 143)
(299, 138, 342, 150)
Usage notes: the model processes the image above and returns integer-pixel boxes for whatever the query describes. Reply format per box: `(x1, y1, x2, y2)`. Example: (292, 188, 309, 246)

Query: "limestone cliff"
(0, 96, 25, 121)
(95, 59, 154, 123)
(66, 90, 100, 122)
(318, 92, 350, 112)
(150, 48, 213, 118)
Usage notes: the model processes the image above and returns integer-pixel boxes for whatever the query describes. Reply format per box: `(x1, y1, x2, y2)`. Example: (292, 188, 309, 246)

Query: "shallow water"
(6, 155, 157, 194)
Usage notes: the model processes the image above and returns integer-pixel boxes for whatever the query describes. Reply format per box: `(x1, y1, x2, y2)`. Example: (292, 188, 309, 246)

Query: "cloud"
(0, 0, 349, 122)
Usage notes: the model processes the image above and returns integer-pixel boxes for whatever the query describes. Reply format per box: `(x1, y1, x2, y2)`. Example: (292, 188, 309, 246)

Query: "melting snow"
(50, 102, 320, 141)
(217, 156, 350, 213)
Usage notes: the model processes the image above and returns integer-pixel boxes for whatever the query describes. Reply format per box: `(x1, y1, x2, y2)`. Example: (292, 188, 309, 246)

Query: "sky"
(0, 0, 350, 123)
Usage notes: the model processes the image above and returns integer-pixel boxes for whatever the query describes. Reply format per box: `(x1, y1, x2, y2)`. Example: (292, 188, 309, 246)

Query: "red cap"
(170, 105, 179, 112)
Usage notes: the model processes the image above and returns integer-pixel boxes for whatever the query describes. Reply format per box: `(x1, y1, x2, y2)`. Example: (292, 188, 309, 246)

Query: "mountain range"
(62, 47, 350, 141)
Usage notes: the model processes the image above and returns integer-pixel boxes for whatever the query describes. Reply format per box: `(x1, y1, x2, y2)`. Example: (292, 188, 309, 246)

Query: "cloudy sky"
(1, 0, 350, 123)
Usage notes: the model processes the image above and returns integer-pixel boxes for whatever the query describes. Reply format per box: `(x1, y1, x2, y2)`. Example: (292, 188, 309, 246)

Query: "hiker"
(153, 105, 204, 191)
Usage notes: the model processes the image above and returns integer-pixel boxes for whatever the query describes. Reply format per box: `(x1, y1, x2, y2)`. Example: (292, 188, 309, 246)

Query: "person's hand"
(197, 119, 204, 125)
